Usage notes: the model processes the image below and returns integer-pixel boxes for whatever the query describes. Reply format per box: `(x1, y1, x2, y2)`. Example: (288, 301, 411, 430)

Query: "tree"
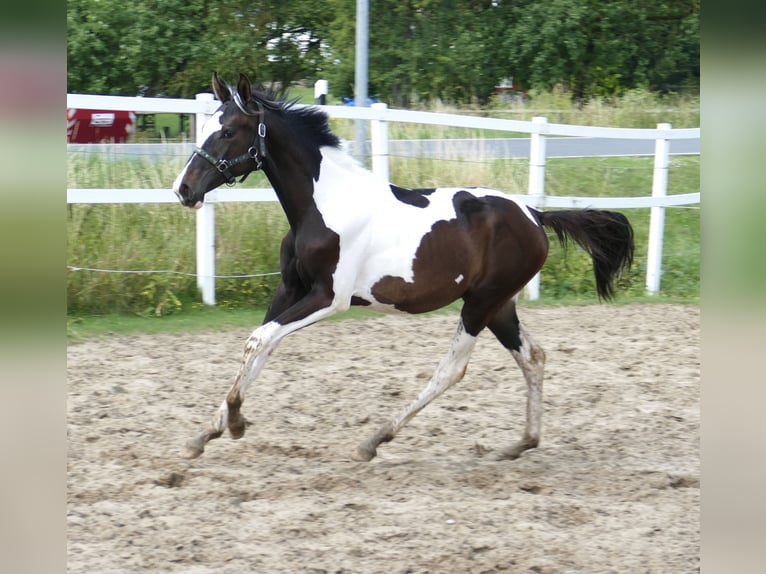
(67, 0, 333, 97)
(501, 0, 699, 101)
(68, 0, 698, 103)
(324, 0, 515, 106)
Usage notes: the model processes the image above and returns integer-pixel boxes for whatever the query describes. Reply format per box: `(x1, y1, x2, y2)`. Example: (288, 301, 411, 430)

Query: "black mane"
(248, 88, 341, 151)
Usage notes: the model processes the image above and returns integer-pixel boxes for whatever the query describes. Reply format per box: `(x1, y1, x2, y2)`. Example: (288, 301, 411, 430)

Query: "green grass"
(66, 294, 699, 342)
(66, 304, 405, 342)
(67, 154, 699, 316)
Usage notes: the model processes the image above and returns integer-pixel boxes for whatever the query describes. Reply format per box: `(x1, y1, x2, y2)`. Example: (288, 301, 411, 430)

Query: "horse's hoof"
(496, 448, 522, 461)
(183, 439, 205, 459)
(351, 444, 377, 462)
(497, 439, 538, 461)
(229, 415, 247, 440)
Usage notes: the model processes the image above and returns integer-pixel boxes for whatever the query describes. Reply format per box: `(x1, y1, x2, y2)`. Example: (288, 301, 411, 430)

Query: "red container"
(66, 109, 136, 143)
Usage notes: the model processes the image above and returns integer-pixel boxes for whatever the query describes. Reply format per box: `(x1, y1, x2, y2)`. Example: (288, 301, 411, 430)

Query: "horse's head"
(173, 72, 267, 209)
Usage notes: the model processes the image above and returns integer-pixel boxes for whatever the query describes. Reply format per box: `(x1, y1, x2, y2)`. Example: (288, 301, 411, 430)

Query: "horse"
(172, 72, 634, 462)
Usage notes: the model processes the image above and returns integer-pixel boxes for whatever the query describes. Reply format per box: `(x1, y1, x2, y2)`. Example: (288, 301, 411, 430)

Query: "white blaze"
(172, 111, 224, 195)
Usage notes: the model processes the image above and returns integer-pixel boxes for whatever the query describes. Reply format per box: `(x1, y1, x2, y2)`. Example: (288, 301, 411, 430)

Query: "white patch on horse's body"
(313, 146, 540, 311)
(454, 274, 464, 284)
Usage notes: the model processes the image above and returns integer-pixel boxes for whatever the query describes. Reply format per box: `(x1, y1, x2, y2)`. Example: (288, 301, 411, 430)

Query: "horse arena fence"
(66, 93, 700, 305)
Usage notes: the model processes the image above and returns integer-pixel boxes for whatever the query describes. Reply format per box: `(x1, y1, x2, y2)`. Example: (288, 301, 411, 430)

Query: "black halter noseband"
(193, 95, 268, 186)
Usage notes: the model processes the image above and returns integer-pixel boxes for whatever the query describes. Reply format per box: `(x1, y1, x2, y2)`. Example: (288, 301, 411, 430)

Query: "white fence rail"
(67, 93, 700, 304)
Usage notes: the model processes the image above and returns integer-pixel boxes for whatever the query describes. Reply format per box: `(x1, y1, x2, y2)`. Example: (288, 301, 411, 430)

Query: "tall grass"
(67, 90, 699, 315)
(328, 87, 700, 142)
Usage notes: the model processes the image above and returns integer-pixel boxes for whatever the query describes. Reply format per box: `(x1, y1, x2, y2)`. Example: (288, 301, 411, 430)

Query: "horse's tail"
(535, 209, 634, 301)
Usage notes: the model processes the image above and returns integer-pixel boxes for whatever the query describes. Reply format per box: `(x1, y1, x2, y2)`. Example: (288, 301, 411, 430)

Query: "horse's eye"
(222, 129, 234, 139)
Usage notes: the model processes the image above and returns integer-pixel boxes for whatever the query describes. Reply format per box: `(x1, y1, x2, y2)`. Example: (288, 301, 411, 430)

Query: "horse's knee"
(245, 322, 281, 354)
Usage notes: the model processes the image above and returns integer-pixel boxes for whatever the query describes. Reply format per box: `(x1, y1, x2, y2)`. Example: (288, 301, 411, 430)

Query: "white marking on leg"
(188, 302, 343, 457)
(505, 322, 545, 457)
(229, 305, 344, 410)
(392, 320, 477, 434)
(211, 398, 230, 434)
(233, 321, 282, 401)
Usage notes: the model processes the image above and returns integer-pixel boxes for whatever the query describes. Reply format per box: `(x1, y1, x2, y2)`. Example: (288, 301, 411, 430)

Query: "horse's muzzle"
(174, 184, 204, 209)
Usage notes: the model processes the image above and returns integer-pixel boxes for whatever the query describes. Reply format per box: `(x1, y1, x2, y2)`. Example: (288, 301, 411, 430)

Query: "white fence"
(67, 93, 700, 304)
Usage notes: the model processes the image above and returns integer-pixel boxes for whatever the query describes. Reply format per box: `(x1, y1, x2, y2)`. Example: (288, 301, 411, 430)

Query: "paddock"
(67, 303, 699, 573)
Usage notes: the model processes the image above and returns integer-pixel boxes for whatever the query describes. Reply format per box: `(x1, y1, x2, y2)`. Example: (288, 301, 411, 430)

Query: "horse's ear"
(237, 73, 252, 105)
(212, 72, 230, 102)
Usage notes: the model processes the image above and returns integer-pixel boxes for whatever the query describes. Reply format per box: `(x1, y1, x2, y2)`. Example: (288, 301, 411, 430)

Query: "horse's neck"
(315, 146, 383, 196)
(264, 144, 382, 232)
(319, 146, 369, 176)
(262, 162, 317, 232)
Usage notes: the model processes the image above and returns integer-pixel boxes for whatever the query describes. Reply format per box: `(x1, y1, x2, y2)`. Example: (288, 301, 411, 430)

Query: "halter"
(192, 96, 268, 186)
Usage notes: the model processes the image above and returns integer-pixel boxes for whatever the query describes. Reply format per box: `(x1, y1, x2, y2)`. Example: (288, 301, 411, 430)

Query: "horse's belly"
(347, 242, 472, 314)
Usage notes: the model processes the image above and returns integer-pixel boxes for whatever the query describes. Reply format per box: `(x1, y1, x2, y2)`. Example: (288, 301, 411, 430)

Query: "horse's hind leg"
(353, 318, 478, 461)
(487, 298, 546, 460)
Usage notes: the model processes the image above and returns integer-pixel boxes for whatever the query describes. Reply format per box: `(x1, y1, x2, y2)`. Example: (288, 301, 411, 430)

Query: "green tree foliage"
(67, 0, 698, 103)
(67, 0, 333, 97)
(501, 0, 699, 102)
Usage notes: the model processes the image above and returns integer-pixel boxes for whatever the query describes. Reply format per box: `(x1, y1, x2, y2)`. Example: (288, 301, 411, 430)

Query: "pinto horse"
(173, 73, 634, 462)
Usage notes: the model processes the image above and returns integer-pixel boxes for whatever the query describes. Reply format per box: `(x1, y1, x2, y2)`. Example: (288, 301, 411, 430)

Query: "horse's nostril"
(175, 183, 190, 205)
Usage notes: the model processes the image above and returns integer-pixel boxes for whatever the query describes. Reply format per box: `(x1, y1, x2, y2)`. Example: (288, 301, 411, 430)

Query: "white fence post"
(646, 122, 671, 295)
(526, 116, 548, 300)
(314, 79, 328, 105)
(370, 102, 389, 182)
(195, 92, 216, 305)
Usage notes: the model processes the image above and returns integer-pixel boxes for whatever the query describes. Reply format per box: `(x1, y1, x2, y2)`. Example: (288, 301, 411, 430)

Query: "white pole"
(195, 92, 216, 305)
(646, 122, 671, 295)
(314, 79, 328, 105)
(526, 116, 548, 300)
(370, 102, 389, 182)
(354, 0, 369, 162)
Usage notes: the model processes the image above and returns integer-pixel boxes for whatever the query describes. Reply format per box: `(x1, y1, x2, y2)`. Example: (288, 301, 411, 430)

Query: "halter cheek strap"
(193, 100, 268, 186)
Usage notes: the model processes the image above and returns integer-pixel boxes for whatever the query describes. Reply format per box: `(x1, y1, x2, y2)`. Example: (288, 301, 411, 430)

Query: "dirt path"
(68, 303, 699, 573)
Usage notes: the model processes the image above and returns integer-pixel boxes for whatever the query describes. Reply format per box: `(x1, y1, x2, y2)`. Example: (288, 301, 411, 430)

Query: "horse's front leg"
(183, 284, 340, 459)
(183, 321, 280, 459)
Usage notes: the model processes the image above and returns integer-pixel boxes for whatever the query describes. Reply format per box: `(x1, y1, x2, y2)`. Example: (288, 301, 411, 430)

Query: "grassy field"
(67, 90, 699, 338)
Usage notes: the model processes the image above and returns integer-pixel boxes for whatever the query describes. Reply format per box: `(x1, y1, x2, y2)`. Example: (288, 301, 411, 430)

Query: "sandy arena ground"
(67, 303, 699, 573)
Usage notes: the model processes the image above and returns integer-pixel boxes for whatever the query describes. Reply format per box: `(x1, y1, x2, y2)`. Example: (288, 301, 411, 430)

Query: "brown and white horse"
(173, 73, 634, 462)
